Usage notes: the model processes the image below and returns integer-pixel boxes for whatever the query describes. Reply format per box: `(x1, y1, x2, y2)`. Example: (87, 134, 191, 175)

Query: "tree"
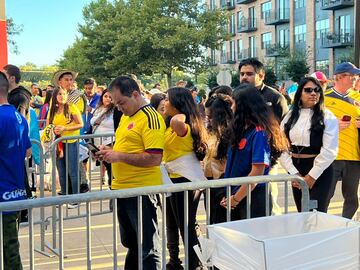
(264, 66, 278, 87)
(6, 17, 23, 54)
(283, 51, 310, 83)
(58, 0, 228, 85)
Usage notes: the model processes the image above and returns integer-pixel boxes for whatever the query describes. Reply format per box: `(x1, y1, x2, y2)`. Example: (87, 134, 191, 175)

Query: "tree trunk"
(166, 72, 172, 88)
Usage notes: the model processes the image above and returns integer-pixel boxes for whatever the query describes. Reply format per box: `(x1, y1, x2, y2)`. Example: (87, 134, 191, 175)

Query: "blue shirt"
(83, 94, 101, 134)
(0, 104, 31, 206)
(224, 126, 271, 193)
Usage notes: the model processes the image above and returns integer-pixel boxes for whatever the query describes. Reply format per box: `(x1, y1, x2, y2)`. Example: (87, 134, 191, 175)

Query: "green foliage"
(6, 17, 23, 54)
(264, 66, 278, 87)
(231, 71, 239, 88)
(336, 47, 355, 64)
(283, 51, 310, 83)
(206, 71, 218, 89)
(18, 63, 58, 87)
(58, 0, 228, 85)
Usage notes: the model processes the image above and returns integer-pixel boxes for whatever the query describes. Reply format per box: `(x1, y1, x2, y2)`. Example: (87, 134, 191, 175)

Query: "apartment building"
(208, 0, 356, 77)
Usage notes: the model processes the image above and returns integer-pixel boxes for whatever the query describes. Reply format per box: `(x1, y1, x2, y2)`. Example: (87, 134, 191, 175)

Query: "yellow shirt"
(349, 89, 360, 102)
(111, 105, 165, 190)
(164, 124, 194, 178)
(48, 104, 81, 143)
(324, 89, 360, 161)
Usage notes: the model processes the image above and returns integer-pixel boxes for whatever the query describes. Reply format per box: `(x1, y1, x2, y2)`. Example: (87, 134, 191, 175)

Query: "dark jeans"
(56, 142, 79, 194)
(117, 195, 161, 270)
(3, 212, 22, 270)
(329, 160, 360, 219)
(213, 184, 272, 223)
(202, 185, 224, 225)
(292, 157, 335, 213)
(166, 177, 201, 269)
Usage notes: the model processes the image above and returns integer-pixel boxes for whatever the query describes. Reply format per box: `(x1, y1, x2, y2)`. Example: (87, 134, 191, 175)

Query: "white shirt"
(279, 108, 339, 180)
(90, 107, 114, 145)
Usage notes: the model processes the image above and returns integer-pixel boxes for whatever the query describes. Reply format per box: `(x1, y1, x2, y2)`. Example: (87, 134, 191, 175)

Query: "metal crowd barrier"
(0, 174, 313, 270)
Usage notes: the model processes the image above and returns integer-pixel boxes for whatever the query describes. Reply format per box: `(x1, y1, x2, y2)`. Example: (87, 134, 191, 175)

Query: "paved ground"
(18, 169, 359, 270)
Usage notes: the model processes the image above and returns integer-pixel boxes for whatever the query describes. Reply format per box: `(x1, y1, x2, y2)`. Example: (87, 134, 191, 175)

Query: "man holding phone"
(96, 76, 165, 270)
(325, 62, 360, 219)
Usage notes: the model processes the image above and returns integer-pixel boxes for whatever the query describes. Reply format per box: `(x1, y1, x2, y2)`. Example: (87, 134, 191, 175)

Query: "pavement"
(18, 169, 359, 270)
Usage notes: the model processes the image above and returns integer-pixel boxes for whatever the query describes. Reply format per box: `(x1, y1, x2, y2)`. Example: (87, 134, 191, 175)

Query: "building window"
(261, 32, 272, 49)
(261, 1, 272, 19)
(249, 36, 256, 57)
(230, 13, 236, 35)
(211, 49, 216, 64)
(221, 43, 227, 63)
(295, 24, 306, 43)
(230, 41, 236, 61)
(279, 29, 290, 47)
(294, 0, 305, 9)
(316, 19, 329, 40)
(248, 7, 256, 28)
(209, 0, 216, 10)
(237, 39, 243, 59)
(237, 10, 244, 28)
(315, 60, 329, 75)
(338, 14, 351, 34)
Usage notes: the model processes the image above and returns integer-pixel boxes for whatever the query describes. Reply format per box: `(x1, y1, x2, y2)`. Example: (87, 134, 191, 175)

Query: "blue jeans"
(117, 195, 162, 270)
(56, 142, 79, 194)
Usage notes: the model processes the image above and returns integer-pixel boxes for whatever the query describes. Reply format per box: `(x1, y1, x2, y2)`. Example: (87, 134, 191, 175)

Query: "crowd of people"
(0, 57, 359, 269)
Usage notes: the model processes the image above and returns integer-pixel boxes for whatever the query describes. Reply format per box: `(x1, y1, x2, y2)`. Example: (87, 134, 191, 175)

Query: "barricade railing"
(0, 174, 314, 270)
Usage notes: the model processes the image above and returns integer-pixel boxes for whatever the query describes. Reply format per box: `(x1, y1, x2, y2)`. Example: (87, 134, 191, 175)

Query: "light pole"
(0, 0, 8, 68)
(355, 0, 360, 67)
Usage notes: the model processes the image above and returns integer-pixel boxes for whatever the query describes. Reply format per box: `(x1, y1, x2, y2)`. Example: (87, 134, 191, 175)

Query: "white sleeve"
(90, 109, 101, 126)
(308, 110, 339, 180)
(279, 110, 299, 175)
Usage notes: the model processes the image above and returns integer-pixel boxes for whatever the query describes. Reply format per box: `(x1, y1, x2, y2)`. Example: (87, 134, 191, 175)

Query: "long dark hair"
(205, 93, 233, 160)
(48, 87, 70, 124)
(230, 84, 288, 165)
(94, 89, 114, 116)
(284, 77, 325, 138)
(166, 87, 207, 161)
(44, 90, 53, 105)
(150, 93, 166, 110)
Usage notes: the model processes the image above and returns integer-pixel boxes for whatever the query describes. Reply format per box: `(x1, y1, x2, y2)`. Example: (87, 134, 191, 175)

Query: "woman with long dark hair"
(90, 89, 114, 186)
(38, 90, 53, 129)
(163, 87, 207, 270)
(203, 93, 233, 224)
(280, 77, 338, 212)
(217, 84, 288, 221)
(47, 87, 83, 199)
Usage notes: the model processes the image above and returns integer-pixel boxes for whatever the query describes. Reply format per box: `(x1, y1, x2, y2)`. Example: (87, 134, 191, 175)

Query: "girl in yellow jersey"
(46, 88, 83, 197)
(163, 87, 207, 270)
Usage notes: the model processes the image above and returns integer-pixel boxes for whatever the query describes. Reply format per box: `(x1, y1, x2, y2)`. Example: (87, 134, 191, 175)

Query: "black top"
(113, 107, 123, 131)
(8, 86, 31, 117)
(260, 84, 289, 122)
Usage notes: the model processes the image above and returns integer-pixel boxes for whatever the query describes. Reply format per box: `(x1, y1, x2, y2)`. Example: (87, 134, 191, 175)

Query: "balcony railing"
(220, 52, 237, 64)
(321, 0, 354, 10)
(265, 44, 290, 57)
(237, 17, 257, 33)
(221, 0, 236, 10)
(321, 31, 354, 48)
(237, 0, 256, 4)
(238, 48, 257, 60)
(265, 9, 290, 25)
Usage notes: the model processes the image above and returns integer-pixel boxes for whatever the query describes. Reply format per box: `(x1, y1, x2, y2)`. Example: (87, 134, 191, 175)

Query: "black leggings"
(292, 157, 335, 213)
(166, 177, 201, 269)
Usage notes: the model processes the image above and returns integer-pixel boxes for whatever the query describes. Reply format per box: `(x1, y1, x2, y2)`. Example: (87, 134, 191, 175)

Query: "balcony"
(237, 18, 257, 33)
(237, 0, 256, 4)
(220, 52, 237, 64)
(265, 9, 290, 25)
(321, 0, 354, 10)
(221, 0, 236, 10)
(238, 48, 257, 60)
(321, 31, 354, 48)
(265, 44, 290, 57)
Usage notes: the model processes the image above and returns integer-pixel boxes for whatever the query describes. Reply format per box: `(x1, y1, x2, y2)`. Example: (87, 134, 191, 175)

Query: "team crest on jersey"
(15, 111, 22, 124)
(238, 138, 247, 150)
(354, 100, 360, 108)
(127, 122, 134, 130)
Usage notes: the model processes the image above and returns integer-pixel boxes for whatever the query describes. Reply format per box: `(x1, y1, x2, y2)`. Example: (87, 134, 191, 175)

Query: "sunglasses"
(303, 87, 321, 93)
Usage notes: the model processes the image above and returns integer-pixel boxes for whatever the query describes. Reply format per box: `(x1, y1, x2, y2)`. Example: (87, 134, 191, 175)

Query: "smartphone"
(86, 143, 100, 154)
(342, 115, 352, 122)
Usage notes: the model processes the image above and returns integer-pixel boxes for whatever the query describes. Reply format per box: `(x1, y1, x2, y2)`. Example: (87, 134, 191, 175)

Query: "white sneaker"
(67, 203, 78, 209)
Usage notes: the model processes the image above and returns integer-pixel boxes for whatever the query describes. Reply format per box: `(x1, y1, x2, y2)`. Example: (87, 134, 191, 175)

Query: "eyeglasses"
(303, 87, 321, 93)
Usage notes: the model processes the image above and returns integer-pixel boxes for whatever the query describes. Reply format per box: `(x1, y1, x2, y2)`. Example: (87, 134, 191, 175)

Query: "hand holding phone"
(86, 143, 100, 155)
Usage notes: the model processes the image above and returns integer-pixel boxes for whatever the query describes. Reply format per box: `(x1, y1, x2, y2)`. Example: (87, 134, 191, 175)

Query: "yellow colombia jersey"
(47, 104, 81, 143)
(111, 105, 165, 190)
(324, 89, 360, 161)
(349, 89, 360, 102)
(164, 124, 194, 178)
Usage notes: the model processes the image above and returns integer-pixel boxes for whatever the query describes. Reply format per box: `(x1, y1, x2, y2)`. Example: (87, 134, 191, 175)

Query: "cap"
(149, 88, 162, 95)
(334, 62, 360, 75)
(310, 71, 330, 83)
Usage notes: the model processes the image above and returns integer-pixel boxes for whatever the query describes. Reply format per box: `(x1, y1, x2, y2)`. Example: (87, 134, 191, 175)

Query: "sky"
(6, 0, 92, 67)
